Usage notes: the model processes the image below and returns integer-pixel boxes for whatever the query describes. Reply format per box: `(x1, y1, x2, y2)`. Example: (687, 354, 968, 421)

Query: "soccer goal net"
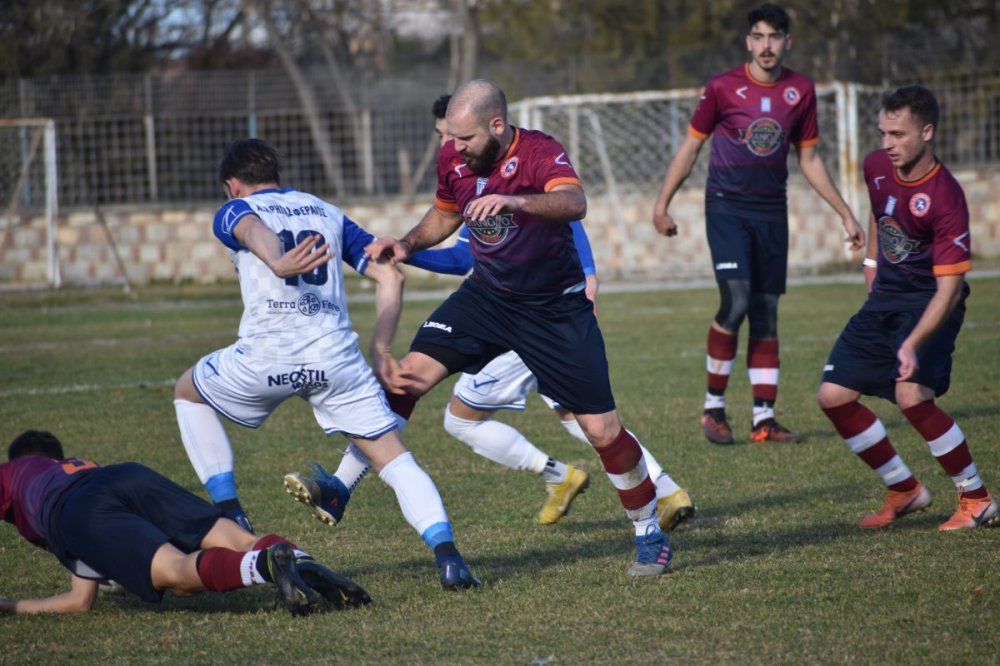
(0, 118, 60, 290)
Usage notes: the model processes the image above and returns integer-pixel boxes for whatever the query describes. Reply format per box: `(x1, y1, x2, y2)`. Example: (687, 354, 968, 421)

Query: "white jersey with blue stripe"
(213, 187, 370, 364)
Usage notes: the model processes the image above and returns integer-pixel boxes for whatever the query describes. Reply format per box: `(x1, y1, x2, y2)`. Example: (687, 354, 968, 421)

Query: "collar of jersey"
(892, 159, 941, 187)
(743, 62, 783, 88)
(248, 187, 291, 196)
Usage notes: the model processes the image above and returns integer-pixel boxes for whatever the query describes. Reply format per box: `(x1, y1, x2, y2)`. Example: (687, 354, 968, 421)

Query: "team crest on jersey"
(783, 87, 801, 105)
(738, 118, 786, 156)
(909, 193, 931, 217)
(476, 177, 488, 195)
(877, 216, 921, 263)
(297, 293, 322, 316)
(501, 156, 519, 178)
(466, 213, 517, 245)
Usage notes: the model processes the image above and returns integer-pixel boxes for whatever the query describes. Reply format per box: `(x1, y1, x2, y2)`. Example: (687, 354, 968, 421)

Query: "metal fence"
(1, 69, 998, 213)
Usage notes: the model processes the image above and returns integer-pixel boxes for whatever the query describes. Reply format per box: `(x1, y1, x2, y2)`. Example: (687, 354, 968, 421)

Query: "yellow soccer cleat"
(538, 465, 589, 525)
(657, 488, 696, 532)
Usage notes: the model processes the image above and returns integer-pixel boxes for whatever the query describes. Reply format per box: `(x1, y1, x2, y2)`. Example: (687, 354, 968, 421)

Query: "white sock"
(559, 417, 591, 444)
(704, 392, 726, 410)
(753, 404, 775, 426)
(174, 399, 233, 483)
(378, 452, 450, 536)
(334, 443, 372, 494)
(443, 407, 549, 474)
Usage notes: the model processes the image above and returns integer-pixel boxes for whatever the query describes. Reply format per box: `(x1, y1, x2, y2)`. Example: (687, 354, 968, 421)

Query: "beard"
(464, 135, 503, 174)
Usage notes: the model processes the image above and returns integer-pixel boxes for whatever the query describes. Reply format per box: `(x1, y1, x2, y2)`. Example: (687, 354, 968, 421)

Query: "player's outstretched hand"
(365, 237, 410, 264)
(843, 214, 865, 251)
(653, 211, 678, 237)
(272, 234, 331, 279)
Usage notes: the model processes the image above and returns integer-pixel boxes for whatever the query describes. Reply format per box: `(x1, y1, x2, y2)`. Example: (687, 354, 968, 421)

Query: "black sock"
(433, 542, 460, 564)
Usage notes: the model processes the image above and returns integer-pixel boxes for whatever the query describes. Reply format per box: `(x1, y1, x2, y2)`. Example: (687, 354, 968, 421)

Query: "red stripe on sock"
(595, 428, 642, 475)
(936, 442, 974, 477)
(196, 548, 248, 592)
(253, 533, 298, 551)
(707, 327, 738, 393)
(617, 477, 657, 511)
(902, 400, 953, 442)
(821, 402, 877, 439)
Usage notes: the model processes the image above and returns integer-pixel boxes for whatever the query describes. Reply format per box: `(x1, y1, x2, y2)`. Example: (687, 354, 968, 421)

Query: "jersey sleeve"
(528, 134, 582, 193)
(406, 227, 473, 276)
(790, 82, 819, 147)
(931, 193, 972, 276)
(342, 217, 375, 275)
(212, 199, 257, 251)
(688, 81, 718, 140)
(570, 221, 596, 276)
(434, 150, 461, 213)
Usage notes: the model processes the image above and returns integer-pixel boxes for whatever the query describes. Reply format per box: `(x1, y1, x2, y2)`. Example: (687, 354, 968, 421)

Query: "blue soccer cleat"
(437, 555, 480, 591)
(627, 524, 673, 577)
(283, 462, 350, 526)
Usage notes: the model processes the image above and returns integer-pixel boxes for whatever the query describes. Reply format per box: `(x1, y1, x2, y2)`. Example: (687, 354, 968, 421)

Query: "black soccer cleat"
(265, 543, 323, 616)
(295, 559, 372, 610)
(438, 556, 480, 591)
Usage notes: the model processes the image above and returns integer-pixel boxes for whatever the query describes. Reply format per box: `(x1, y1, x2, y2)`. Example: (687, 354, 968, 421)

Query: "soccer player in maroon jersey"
(366, 79, 675, 576)
(817, 85, 997, 530)
(0, 430, 370, 615)
(652, 4, 864, 445)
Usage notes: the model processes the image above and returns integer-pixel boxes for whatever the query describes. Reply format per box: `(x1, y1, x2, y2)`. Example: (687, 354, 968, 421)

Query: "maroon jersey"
(435, 127, 584, 295)
(864, 149, 971, 307)
(0, 456, 99, 548)
(689, 64, 819, 200)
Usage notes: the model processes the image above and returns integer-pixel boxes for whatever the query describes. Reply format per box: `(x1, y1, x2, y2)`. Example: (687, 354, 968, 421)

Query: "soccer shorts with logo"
(412, 279, 615, 415)
(192, 342, 398, 438)
(47, 463, 224, 603)
(705, 194, 788, 294)
(822, 298, 965, 402)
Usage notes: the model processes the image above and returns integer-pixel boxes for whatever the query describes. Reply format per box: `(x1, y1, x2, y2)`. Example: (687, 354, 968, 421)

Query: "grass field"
(1, 274, 999, 664)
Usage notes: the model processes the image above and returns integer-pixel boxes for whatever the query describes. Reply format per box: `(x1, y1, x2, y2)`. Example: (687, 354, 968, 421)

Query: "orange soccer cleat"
(858, 483, 932, 529)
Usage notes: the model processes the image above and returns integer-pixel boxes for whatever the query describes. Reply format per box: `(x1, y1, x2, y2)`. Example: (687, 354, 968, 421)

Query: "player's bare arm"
(652, 133, 705, 237)
(0, 574, 99, 615)
(463, 184, 586, 223)
(896, 273, 965, 382)
(796, 144, 865, 250)
(234, 215, 332, 278)
(361, 258, 407, 392)
(863, 212, 878, 292)
(366, 206, 463, 264)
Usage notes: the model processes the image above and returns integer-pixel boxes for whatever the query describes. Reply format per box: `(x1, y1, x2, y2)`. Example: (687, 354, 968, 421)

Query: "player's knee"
(748, 293, 779, 339)
(443, 406, 479, 445)
(715, 280, 751, 331)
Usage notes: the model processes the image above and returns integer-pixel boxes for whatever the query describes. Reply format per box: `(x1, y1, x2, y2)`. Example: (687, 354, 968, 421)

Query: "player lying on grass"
(0, 429, 370, 616)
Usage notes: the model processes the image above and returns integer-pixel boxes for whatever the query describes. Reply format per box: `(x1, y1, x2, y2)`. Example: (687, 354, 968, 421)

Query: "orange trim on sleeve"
(544, 177, 582, 193)
(934, 260, 972, 277)
(434, 198, 460, 213)
(688, 125, 710, 141)
(794, 137, 819, 148)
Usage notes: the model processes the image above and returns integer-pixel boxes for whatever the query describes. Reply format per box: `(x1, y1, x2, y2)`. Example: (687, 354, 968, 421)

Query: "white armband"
(862, 258, 878, 268)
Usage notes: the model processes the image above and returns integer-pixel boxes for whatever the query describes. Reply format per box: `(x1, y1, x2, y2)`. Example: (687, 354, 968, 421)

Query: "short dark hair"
(432, 94, 451, 120)
(219, 138, 281, 186)
(748, 4, 790, 33)
(881, 85, 940, 129)
(8, 430, 64, 460)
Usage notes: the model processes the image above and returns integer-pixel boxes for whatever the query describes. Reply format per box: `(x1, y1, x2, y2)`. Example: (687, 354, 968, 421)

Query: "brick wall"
(3, 166, 999, 287)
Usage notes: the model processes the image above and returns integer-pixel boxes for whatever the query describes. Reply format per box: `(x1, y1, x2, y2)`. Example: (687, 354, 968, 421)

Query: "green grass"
(2, 274, 999, 664)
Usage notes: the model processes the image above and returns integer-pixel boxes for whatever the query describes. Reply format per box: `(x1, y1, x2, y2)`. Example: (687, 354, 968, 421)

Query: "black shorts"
(47, 463, 223, 603)
(821, 296, 966, 402)
(411, 278, 616, 414)
(705, 194, 788, 294)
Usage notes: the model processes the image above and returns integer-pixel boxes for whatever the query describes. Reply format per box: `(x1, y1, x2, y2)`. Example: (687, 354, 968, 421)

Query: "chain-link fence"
(1, 69, 998, 214)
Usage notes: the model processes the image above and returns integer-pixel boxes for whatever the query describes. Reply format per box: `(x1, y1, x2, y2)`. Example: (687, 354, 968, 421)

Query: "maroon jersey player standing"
(817, 85, 996, 530)
(367, 79, 676, 577)
(652, 3, 864, 445)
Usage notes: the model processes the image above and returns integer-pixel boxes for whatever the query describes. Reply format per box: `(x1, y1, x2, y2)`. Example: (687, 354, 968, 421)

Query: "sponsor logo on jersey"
(715, 261, 739, 270)
(466, 213, 517, 245)
(266, 296, 340, 315)
(476, 177, 488, 195)
(298, 293, 322, 316)
(761, 97, 772, 112)
(422, 320, 453, 333)
(909, 193, 931, 217)
(738, 118, 786, 156)
(877, 216, 920, 263)
(884, 195, 897, 217)
(783, 87, 801, 105)
(501, 156, 519, 178)
(267, 368, 329, 392)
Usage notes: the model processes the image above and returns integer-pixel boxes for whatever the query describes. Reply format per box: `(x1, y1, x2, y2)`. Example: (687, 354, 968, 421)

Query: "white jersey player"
(173, 138, 478, 590)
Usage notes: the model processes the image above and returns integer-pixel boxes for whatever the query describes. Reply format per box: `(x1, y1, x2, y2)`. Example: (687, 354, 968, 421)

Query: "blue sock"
(205, 472, 238, 503)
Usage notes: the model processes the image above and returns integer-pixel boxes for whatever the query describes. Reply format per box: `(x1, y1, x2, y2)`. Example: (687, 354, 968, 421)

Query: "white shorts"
(192, 343, 397, 439)
(452, 350, 561, 411)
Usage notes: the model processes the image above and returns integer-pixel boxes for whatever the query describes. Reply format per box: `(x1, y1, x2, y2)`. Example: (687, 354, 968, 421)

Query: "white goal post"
(0, 117, 60, 289)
